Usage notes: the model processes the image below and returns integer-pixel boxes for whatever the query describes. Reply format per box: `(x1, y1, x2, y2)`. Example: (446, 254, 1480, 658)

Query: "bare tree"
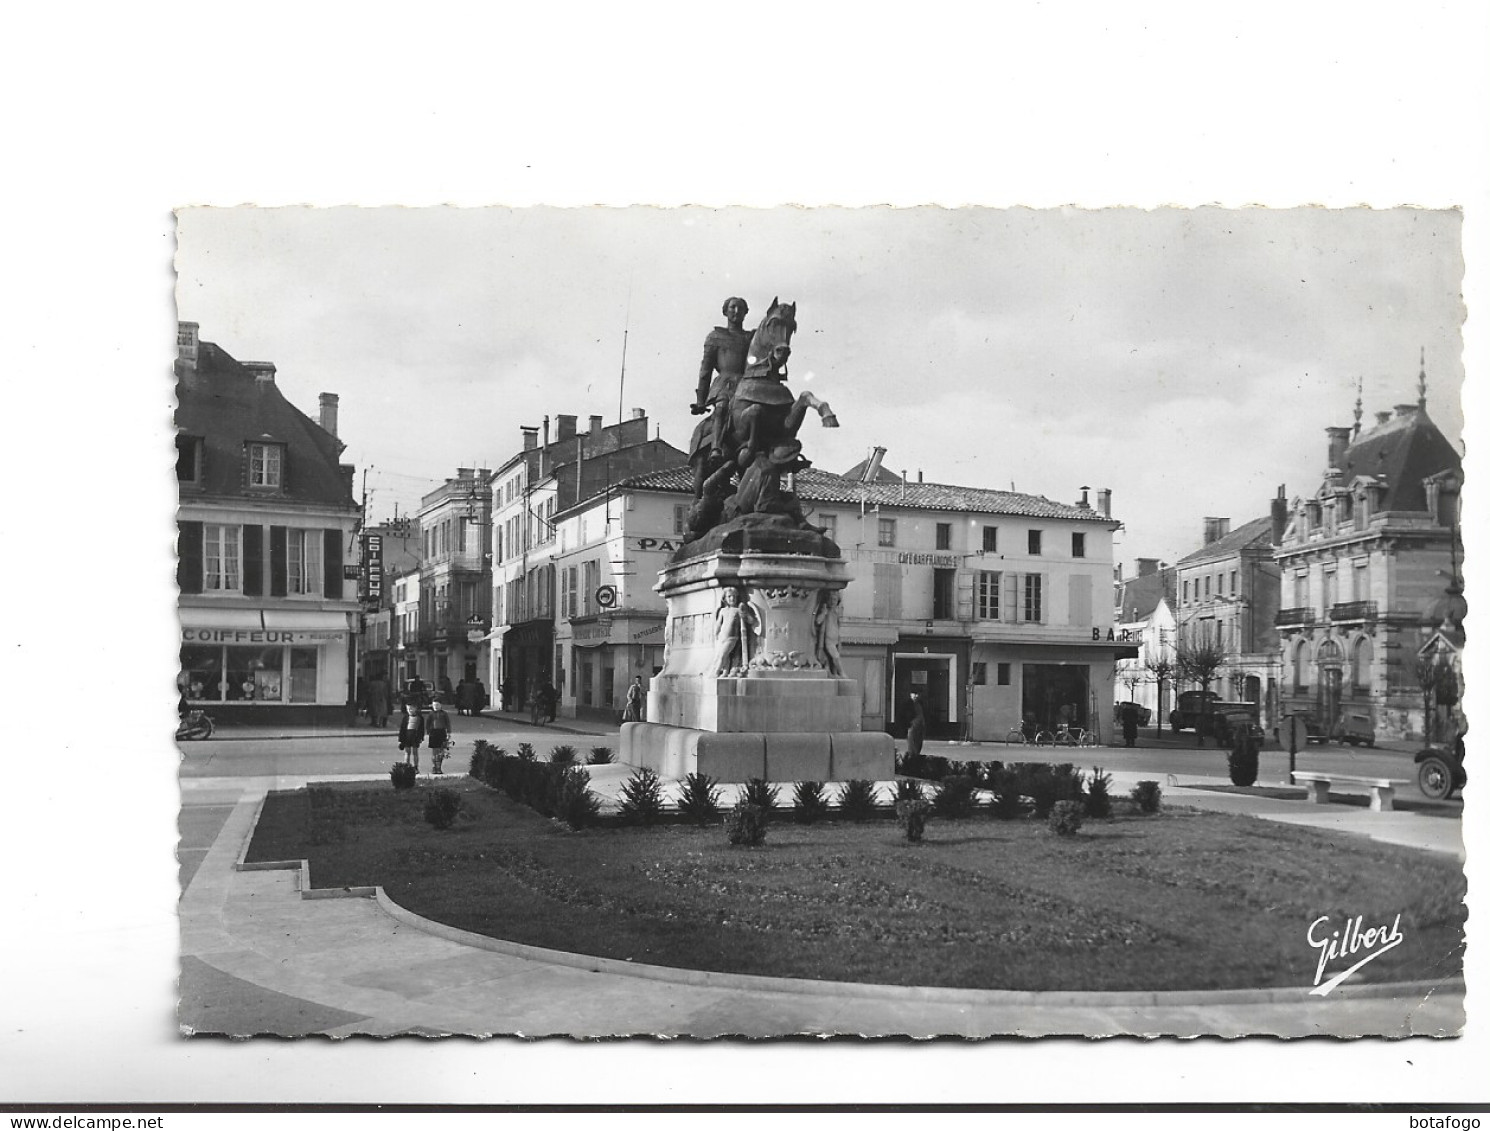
(1176, 631, 1227, 746)
(1143, 652, 1176, 738)
(1414, 651, 1459, 746)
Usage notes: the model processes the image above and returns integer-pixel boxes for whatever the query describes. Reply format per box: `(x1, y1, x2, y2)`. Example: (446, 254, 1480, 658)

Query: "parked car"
(1331, 710, 1376, 747)
(1113, 700, 1152, 727)
(1415, 742, 1465, 801)
(1169, 690, 1223, 733)
(1212, 706, 1266, 746)
(1284, 712, 1331, 746)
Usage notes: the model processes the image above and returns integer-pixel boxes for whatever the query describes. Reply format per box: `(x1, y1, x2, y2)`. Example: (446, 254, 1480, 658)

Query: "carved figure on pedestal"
(814, 590, 844, 677)
(710, 587, 760, 676)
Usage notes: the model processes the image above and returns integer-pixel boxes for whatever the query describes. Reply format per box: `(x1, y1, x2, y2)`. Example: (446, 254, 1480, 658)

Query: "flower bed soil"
(245, 778, 1466, 993)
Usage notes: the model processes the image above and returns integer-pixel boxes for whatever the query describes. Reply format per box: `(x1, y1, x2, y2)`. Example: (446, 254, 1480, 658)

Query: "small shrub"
(557, 767, 601, 830)
(742, 777, 780, 813)
(792, 781, 831, 824)
(931, 774, 979, 820)
(725, 801, 768, 846)
(587, 746, 614, 765)
(895, 798, 932, 842)
(677, 772, 722, 826)
(1227, 741, 1259, 787)
(893, 778, 924, 802)
(835, 779, 880, 822)
(1048, 799, 1085, 836)
(422, 787, 463, 829)
(1084, 766, 1113, 819)
(1132, 780, 1163, 814)
(469, 738, 497, 780)
(988, 769, 1025, 820)
(516, 742, 536, 762)
(550, 745, 577, 768)
(390, 762, 417, 790)
(618, 767, 667, 825)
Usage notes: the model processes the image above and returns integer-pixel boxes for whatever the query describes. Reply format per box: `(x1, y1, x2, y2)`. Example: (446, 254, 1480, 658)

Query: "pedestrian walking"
(367, 675, 391, 728)
(501, 678, 515, 713)
(398, 702, 425, 771)
(474, 678, 488, 715)
(455, 678, 473, 717)
(1120, 702, 1140, 748)
(905, 692, 926, 758)
(427, 700, 451, 774)
(540, 677, 558, 723)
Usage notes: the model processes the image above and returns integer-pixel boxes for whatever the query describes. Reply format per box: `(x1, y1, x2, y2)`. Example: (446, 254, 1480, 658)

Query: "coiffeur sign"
(183, 628, 346, 645)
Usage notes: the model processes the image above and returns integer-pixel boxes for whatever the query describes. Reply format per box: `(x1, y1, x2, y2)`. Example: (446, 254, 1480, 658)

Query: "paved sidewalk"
(179, 760, 1466, 1038)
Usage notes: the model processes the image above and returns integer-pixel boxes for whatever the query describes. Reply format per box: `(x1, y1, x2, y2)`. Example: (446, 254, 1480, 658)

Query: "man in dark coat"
(1120, 702, 1140, 748)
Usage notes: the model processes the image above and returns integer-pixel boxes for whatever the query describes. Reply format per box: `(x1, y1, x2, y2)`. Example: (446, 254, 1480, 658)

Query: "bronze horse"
(690, 298, 836, 497)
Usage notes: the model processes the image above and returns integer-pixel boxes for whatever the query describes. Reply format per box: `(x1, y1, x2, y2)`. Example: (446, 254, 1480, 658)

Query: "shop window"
(932, 568, 955, 619)
(971, 662, 987, 686)
(1071, 532, 1086, 558)
(982, 526, 998, 552)
(1028, 529, 1042, 555)
(976, 571, 1000, 620)
(878, 518, 897, 547)
(247, 442, 283, 489)
(997, 662, 1011, 685)
(935, 523, 951, 550)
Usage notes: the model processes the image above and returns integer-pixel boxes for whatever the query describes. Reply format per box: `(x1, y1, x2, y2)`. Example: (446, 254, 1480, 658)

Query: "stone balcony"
(1329, 600, 1379, 625)
(1274, 607, 1315, 628)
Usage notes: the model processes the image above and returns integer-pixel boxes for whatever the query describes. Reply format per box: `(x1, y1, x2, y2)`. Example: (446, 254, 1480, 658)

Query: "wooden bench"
(1290, 771, 1410, 812)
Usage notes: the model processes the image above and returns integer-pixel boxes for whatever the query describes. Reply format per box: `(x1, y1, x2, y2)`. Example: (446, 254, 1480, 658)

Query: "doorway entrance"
(1021, 664, 1091, 732)
(893, 655, 955, 739)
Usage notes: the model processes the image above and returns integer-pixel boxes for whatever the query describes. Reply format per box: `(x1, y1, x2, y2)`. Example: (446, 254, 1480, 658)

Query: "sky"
(175, 206, 1464, 569)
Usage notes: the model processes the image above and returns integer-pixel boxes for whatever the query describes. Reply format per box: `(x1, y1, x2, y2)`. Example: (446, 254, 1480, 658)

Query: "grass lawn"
(246, 777, 1466, 993)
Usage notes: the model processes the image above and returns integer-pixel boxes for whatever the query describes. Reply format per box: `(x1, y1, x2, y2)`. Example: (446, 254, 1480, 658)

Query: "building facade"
(1275, 389, 1463, 742)
(413, 469, 494, 694)
(175, 323, 362, 724)
(599, 465, 1128, 740)
(1112, 558, 1177, 724)
(1172, 514, 1283, 727)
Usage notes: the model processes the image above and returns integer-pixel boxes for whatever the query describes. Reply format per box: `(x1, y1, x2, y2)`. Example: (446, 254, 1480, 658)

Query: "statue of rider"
(691, 296, 752, 497)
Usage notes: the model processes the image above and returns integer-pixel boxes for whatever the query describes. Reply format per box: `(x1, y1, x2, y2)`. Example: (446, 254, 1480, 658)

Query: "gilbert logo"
(1307, 912, 1404, 996)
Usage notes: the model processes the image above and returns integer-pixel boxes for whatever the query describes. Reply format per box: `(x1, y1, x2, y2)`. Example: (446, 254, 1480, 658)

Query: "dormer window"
(248, 441, 283, 489)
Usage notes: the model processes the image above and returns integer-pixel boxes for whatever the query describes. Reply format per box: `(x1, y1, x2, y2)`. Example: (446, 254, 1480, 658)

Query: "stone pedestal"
(632, 548, 895, 783)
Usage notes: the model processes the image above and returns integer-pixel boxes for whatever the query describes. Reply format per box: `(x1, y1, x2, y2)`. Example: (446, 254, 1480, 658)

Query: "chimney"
(1077, 485, 1090, 509)
(1394, 403, 1418, 419)
(1325, 426, 1351, 471)
(244, 361, 276, 386)
(900, 472, 908, 501)
(917, 469, 924, 484)
(1137, 557, 1160, 577)
(1097, 488, 1112, 517)
(318, 393, 339, 438)
(589, 414, 603, 436)
(1202, 517, 1231, 545)
(521, 425, 538, 451)
(862, 445, 886, 483)
(631, 407, 645, 420)
(1270, 485, 1288, 545)
(457, 467, 473, 480)
(542, 415, 550, 448)
(176, 321, 199, 372)
(1375, 410, 1393, 426)
(556, 414, 577, 441)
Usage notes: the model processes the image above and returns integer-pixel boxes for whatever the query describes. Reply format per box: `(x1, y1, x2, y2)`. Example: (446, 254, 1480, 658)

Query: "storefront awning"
(179, 608, 267, 630)
(262, 610, 355, 632)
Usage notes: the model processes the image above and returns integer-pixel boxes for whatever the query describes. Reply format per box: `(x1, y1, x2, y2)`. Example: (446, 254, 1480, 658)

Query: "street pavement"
(177, 713, 1465, 1038)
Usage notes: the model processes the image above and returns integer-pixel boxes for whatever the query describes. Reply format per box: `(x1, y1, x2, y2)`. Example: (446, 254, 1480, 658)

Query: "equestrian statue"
(684, 297, 838, 548)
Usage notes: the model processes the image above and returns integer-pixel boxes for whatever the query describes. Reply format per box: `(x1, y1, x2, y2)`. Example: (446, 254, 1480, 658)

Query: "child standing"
(398, 703, 425, 771)
(426, 700, 451, 774)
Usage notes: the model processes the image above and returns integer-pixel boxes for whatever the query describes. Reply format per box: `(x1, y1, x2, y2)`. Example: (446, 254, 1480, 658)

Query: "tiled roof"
(1175, 515, 1275, 566)
(176, 341, 356, 508)
(1117, 567, 1176, 622)
(1336, 409, 1460, 513)
(617, 465, 1118, 523)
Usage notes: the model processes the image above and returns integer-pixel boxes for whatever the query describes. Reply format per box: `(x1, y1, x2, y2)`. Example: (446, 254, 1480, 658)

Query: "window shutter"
(1003, 571, 1019, 622)
(269, 526, 288, 596)
(1069, 573, 1091, 627)
(177, 521, 203, 593)
(242, 525, 264, 596)
(955, 569, 974, 621)
(324, 529, 343, 598)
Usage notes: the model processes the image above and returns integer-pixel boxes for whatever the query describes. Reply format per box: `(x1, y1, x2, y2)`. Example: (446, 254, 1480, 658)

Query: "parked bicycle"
(176, 709, 215, 741)
(1054, 725, 1099, 748)
(1004, 725, 1057, 746)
